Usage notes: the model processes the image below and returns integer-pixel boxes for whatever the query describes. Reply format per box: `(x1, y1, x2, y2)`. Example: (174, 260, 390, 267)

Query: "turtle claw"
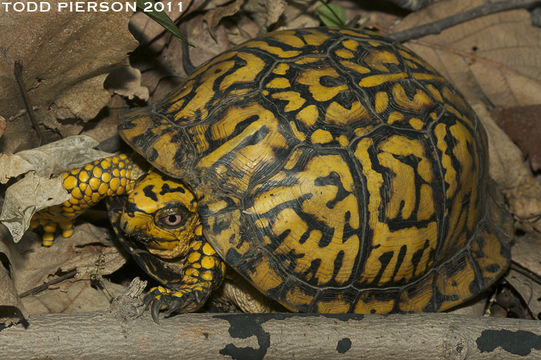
(144, 286, 209, 321)
(143, 287, 168, 322)
(150, 297, 162, 323)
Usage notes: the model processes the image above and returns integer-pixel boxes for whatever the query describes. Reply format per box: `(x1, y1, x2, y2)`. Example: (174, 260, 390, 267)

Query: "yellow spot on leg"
(64, 176, 77, 190)
(201, 271, 213, 281)
(202, 243, 216, 256)
(188, 252, 201, 263)
(98, 183, 108, 195)
(110, 178, 120, 192)
(71, 187, 83, 200)
(89, 177, 100, 190)
(201, 256, 215, 269)
(92, 166, 102, 178)
(78, 171, 89, 183)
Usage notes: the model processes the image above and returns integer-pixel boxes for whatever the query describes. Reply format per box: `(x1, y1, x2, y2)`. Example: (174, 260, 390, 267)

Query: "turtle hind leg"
(215, 271, 285, 313)
(144, 234, 226, 321)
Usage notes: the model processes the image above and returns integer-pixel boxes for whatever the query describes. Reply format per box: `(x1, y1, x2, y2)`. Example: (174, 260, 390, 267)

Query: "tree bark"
(1, 311, 540, 359)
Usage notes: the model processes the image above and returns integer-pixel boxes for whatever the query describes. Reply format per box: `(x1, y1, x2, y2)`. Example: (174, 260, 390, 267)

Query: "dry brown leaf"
(0, 5, 137, 124)
(128, 0, 206, 85)
(0, 110, 56, 153)
(129, 0, 204, 51)
(512, 234, 541, 278)
(15, 223, 126, 315)
(393, 0, 541, 107)
(337, 0, 402, 30)
(105, 66, 149, 101)
(507, 233, 541, 319)
(144, 15, 231, 102)
(506, 269, 541, 320)
(203, 0, 245, 38)
(22, 280, 110, 315)
(0, 226, 27, 324)
(184, 16, 231, 68)
(279, 0, 320, 30)
(0, 135, 109, 182)
(226, 15, 264, 46)
(475, 103, 541, 232)
(0, 173, 68, 243)
(491, 105, 541, 172)
(51, 74, 111, 122)
(81, 96, 126, 144)
(0, 116, 5, 138)
(244, 0, 287, 29)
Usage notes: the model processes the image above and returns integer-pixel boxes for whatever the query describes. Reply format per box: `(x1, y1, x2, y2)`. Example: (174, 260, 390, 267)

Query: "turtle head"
(118, 170, 200, 259)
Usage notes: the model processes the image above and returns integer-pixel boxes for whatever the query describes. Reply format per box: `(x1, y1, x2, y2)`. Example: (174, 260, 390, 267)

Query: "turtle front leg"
(145, 235, 226, 321)
(32, 154, 142, 246)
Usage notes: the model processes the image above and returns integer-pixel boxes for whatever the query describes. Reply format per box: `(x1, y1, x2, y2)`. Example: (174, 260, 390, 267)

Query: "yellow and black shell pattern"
(119, 27, 511, 313)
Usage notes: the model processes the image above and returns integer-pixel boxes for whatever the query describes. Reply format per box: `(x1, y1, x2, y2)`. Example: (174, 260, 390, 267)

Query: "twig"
(13, 61, 44, 146)
(510, 261, 541, 284)
(18, 269, 77, 298)
(390, 0, 541, 42)
(2, 312, 540, 359)
(181, 23, 196, 75)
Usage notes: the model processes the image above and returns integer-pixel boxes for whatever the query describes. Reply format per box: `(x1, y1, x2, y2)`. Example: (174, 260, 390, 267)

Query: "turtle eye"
(160, 214, 183, 228)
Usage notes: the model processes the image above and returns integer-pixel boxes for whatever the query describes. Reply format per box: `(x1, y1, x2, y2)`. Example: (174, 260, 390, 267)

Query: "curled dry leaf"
(474, 104, 541, 233)
(225, 14, 263, 46)
(203, 0, 245, 38)
(491, 105, 541, 172)
(105, 66, 149, 101)
(0, 226, 28, 324)
(0, 109, 56, 154)
(512, 233, 541, 279)
(393, 0, 541, 107)
(0, 7, 138, 122)
(0, 136, 114, 242)
(506, 269, 541, 320)
(0, 135, 110, 183)
(0, 173, 68, 243)
(508, 231, 541, 319)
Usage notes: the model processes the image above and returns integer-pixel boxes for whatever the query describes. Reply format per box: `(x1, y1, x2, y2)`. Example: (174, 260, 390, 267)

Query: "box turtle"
(33, 27, 511, 318)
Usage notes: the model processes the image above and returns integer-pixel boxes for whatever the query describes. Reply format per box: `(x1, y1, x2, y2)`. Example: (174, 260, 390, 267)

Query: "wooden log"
(1, 311, 540, 359)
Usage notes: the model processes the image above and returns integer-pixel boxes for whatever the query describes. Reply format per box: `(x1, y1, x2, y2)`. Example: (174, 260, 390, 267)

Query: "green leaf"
(316, 2, 346, 27)
(136, 0, 193, 46)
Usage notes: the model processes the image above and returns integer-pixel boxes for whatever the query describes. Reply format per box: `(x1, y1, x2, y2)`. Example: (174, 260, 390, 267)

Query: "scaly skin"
(108, 171, 226, 320)
(143, 227, 226, 319)
(31, 154, 143, 246)
(35, 160, 227, 318)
